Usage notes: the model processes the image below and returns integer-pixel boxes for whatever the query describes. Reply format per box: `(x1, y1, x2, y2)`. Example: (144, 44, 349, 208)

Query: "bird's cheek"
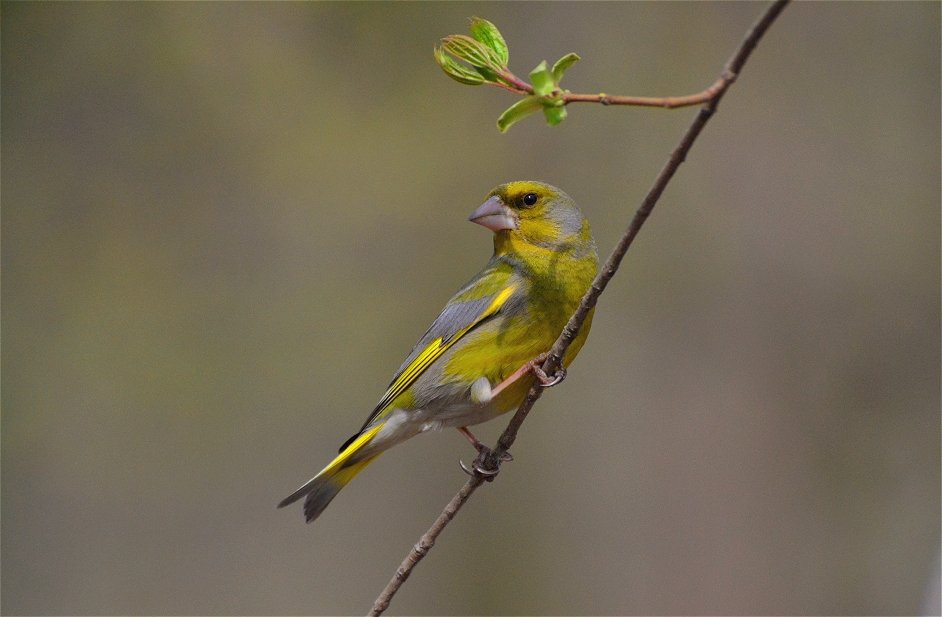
(523, 218, 561, 244)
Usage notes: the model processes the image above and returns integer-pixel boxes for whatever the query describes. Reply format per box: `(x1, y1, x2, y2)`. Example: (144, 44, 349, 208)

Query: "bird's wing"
(339, 272, 517, 452)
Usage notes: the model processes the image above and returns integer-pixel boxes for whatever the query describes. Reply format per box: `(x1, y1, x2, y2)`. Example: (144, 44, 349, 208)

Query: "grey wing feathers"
(393, 294, 497, 375)
(340, 285, 510, 451)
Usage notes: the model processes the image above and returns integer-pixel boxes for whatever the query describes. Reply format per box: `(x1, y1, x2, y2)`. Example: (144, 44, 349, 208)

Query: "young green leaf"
(434, 46, 486, 85)
(551, 53, 580, 83)
(529, 60, 554, 96)
(469, 17, 508, 66)
(475, 66, 503, 84)
(440, 34, 502, 72)
(496, 95, 543, 132)
(542, 105, 568, 126)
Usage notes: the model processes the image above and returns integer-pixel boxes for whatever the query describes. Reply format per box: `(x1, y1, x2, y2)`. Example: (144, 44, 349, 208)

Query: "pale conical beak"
(468, 196, 518, 232)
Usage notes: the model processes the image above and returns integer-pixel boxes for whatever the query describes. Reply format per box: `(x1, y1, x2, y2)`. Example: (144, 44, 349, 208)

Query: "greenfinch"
(278, 181, 598, 522)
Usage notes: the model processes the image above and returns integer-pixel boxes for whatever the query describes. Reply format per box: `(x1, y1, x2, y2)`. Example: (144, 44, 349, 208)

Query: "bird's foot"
(533, 363, 566, 388)
(459, 444, 513, 481)
(485, 353, 567, 402)
(529, 353, 566, 388)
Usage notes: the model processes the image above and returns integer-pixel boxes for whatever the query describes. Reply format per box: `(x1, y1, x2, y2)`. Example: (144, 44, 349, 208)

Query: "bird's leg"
(457, 426, 486, 453)
(457, 426, 514, 461)
(488, 353, 567, 400)
(457, 427, 513, 478)
(458, 354, 566, 479)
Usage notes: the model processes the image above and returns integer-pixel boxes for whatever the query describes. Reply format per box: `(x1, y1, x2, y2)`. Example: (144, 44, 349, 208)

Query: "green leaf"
(551, 53, 580, 83)
(434, 46, 485, 85)
(496, 95, 543, 132)
(529, 60, 554, 96)
(543, 105, 568, 126)
(469, 17, 509, 66)
(440, 34, 502, 72)
(474, 66, 503, 83)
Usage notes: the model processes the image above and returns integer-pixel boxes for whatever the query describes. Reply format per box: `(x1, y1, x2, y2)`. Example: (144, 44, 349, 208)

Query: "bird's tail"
(277, 424, 383, 523)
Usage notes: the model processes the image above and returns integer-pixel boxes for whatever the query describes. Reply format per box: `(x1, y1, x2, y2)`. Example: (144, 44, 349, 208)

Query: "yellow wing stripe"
(321, 424, 384, 477)
(374, 285, 516, 414)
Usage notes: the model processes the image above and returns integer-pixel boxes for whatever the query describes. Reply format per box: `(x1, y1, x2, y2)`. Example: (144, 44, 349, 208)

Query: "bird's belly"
(418, 393, 509, 429)
(373, 398, 507, 447)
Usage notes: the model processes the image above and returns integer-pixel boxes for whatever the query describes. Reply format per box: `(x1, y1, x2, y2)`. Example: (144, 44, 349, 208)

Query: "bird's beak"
(468, 196, 518, 232)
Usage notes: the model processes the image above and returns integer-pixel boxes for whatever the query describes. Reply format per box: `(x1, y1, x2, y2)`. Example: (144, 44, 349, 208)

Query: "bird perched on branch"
(278, 180, 598, 523)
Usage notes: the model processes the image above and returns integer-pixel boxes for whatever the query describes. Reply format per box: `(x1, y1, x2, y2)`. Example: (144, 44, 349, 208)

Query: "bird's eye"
(522, 192, 539, 207)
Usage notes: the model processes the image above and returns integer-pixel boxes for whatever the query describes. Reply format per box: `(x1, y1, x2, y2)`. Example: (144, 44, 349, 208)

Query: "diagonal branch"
(370, 1, 790, 614)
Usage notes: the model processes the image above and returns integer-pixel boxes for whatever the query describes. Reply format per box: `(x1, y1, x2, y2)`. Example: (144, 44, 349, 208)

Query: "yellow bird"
(278, 181, 598, 522)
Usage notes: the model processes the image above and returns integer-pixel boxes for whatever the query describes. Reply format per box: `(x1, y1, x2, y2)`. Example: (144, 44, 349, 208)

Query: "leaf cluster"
(434, 18, 580, 132)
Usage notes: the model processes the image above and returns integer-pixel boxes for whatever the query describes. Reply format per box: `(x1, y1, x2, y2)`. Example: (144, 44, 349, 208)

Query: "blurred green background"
(2, 2, 939, 615)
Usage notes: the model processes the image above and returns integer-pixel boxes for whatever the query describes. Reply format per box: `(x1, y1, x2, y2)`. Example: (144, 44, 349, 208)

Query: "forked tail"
(277, 424, 383, 523)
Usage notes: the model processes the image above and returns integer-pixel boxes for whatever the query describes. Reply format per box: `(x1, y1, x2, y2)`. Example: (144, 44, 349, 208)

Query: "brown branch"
(369, 476, 484, 616)
(489, 74, 726, 109)
(370, 1, 789, 614)
(562, 76, 727, 109)
(495, 70, 535, 95)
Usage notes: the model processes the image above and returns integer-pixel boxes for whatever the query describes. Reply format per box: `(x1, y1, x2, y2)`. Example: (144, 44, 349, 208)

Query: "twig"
(562, 77, 726, 109)
(369, 477, 484, 615)
(496, 75, 727, 110)
(369, 1, 789, 614)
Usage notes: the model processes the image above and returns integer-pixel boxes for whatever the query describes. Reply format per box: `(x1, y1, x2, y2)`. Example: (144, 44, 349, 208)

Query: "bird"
(278, 180, 598, 523)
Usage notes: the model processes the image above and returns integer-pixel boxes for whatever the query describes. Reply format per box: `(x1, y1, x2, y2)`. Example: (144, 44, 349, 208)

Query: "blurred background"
(2, 2, 939, 615)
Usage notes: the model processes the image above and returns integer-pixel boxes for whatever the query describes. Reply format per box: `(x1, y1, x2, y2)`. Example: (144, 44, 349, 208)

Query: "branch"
(371, 2, 789, 614)
(562, 77, 726, 109)
(488, 72, 727, 110)
(369, 476, 485, 616)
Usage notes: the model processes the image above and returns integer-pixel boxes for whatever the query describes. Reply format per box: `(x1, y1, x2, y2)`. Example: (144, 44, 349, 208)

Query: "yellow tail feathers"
(277, 424, 383, 523)
(301, 455, 377, 523)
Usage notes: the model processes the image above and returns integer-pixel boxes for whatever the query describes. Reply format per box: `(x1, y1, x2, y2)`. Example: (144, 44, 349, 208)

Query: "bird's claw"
(458, 446, 512, 480)
(533, 364, 566, 388)
(458, 459, 477, 476)
(458, 458, 500, 478)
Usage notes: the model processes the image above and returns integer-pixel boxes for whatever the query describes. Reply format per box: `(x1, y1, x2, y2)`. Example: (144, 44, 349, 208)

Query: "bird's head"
(468, 181, 590, 253)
